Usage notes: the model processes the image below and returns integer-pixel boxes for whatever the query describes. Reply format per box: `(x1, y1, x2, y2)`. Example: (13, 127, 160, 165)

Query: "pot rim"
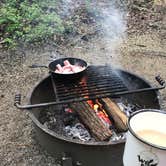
(49, 57, 88, 76)
(128, 109, 166, 151)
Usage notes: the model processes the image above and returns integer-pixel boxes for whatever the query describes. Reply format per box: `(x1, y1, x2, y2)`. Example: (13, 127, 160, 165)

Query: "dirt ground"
(0, 1, 166, 166)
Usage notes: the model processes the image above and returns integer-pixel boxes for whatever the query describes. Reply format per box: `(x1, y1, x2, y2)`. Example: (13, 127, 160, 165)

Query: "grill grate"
(51, 66, 128, 102)
(14, 65, 164, 109)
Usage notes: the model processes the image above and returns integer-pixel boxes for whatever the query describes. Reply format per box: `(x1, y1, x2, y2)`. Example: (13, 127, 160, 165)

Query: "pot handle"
(29, 64, 48, 68)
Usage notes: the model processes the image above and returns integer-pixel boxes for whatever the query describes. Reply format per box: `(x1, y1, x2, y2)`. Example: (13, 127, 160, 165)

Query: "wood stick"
(101, 98, 128, 131)
(70, 101, 112, 141)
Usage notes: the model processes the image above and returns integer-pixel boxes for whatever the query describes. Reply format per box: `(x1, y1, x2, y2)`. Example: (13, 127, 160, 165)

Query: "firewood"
(70, 101, 112, 141)
(101, 98, 128, 131)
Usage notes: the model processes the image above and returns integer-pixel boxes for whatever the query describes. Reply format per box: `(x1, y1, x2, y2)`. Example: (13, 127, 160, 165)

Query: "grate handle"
(155, 75, 165, 86)
(14, 93, 21, 106)
(113, 75, 165, 96)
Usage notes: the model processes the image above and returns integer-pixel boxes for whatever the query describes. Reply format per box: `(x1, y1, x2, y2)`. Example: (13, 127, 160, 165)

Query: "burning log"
(70, 101, 112, 141)
(101, 98, 128, 131)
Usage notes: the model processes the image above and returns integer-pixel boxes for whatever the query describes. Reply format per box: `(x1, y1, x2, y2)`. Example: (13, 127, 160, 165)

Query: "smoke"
(100, 6, 126, 39)
(60, 0, 83, 17)
(78, 1, 127, 66)
(60, 0, 126, 39)
(99, 3, 127, 65)
(59, 0, 127, 65)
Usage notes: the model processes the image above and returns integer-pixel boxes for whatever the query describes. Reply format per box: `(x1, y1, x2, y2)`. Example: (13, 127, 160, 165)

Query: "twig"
(1, 142, 32, 148)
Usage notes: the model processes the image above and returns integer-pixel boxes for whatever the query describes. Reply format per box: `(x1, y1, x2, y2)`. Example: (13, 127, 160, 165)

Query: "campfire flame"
(87, 99, 112, 128)
(81, 75, 112, 128)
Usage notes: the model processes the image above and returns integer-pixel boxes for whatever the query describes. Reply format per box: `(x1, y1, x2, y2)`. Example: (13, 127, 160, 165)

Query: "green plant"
(0, 0, 65, 48)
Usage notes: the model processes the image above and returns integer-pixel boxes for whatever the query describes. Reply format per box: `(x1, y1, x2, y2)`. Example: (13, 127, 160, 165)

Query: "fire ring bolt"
(61, 155, 73, 166)
(75, 161, 82, 166)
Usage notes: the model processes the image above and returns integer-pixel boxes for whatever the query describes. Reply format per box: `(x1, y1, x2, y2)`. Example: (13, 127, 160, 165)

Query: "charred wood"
(70, 101, 112, 141)
(101, 98, 128, 131)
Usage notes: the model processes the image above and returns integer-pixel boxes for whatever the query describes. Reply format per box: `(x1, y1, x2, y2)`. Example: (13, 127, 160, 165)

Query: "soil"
(0, 1, 166, 166)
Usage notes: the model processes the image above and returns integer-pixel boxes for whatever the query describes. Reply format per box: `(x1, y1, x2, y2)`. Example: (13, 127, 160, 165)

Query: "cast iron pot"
(30, 57, 88, 80)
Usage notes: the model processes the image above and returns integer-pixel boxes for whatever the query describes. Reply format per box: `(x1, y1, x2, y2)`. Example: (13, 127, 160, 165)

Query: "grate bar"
(57, 85, 127, 99)
(55, 82, 125, 94)
(51, 66, 128, 102)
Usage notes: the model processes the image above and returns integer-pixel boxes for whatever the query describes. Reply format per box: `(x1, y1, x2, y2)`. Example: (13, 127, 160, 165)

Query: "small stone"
(1, 94, 4, 98)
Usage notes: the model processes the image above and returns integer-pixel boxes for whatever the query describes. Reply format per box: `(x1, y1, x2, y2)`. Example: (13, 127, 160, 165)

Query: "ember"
(88, 99, 112, 128)
(38, 99, 139, 142)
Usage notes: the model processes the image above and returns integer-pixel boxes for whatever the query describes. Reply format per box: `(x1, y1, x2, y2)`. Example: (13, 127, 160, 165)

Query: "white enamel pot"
(123, 109, 166, 166)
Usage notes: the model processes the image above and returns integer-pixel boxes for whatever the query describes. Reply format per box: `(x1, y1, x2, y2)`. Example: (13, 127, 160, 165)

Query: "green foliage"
(0, 0, 65, 48)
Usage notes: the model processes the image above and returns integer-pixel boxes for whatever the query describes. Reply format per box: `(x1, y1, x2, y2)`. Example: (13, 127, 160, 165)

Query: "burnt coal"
(62, 107, 92, 141)
(39, 106, 93, 141)
(64, 123, 92, 141)
(39, 110, 65, 135)
(117, 102, 141, 117)
(109, 131, 126, 142)
(38, 99, 140, 142)
(63, 107, 78, 126)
